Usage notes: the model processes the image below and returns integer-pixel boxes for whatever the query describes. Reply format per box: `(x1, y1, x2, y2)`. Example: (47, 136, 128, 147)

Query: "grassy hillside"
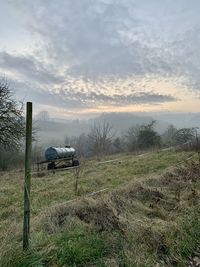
(0, 150, 199, 266)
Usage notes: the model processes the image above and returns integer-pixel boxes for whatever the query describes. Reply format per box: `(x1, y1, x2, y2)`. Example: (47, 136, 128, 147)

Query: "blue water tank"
(45, 146, 76, 161)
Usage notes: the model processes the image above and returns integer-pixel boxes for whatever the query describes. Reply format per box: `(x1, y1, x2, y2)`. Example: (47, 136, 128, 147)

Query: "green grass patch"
(55, 230, 112, 266)
(164, 211, 200, 266)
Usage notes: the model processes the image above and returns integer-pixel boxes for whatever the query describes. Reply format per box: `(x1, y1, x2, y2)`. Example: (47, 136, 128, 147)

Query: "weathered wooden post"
(23, 102, 32, 250)
(74, 166, 80, 195)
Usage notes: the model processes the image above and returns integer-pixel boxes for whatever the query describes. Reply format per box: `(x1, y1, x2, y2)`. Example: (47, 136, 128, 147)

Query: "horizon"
(35, 110, 200, 121)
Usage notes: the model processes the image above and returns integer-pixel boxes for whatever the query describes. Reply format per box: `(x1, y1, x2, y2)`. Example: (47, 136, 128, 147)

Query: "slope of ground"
(0, 150, 199, 266)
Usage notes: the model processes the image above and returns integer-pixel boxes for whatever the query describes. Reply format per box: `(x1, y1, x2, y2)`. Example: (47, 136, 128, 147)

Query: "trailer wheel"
(47, 162, 55, 170)
(72, 159, 80, 166)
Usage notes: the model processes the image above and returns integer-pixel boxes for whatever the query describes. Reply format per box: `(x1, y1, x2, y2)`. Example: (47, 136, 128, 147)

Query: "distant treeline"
(23, 120, 199, 170)
(1, 118, 199, 171)
(61, 121, 199, 158)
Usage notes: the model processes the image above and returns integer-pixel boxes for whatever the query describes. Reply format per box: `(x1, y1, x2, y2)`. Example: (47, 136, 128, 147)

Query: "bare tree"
(35, 110, 50, 121)
(175, 128, 195, 145)
(0, 80, 25, 150)
(162, 125, 177, 147)
(125, 124, 141, 152)
(72, 133, 88, 157)
(88, 121, 113, 158)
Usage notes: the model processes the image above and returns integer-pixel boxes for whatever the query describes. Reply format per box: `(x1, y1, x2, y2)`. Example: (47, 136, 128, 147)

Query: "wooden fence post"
(23, 102, 32, 250)
(74, 167, 80, 195)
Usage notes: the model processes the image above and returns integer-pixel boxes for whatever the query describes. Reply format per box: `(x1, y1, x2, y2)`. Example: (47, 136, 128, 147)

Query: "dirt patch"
(127, 186, 164, 202)
(110, 185, 164, 207)
(46, 199, 123, 233)
(75, 202, 123, 232)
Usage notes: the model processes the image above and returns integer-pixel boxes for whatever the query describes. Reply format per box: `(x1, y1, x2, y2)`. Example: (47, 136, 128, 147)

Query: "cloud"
(0, 52, 64, 84)
(11, 0, 200, 82)
(3, 76, 177, 112)
(1, 0, 200, 116)
(56, 90, 177, 107)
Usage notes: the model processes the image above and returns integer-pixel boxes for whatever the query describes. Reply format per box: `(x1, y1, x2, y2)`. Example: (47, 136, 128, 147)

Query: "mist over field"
(1, 1, 200, 266)
(34, 111, 200, 146)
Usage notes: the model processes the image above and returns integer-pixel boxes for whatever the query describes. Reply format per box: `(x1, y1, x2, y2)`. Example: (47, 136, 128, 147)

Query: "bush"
(0, 148, 24, 171)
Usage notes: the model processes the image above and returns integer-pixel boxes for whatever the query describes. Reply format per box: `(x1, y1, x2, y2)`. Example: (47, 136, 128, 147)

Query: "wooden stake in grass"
(23, 102, 32, 250)
(74, 167, 80, 195)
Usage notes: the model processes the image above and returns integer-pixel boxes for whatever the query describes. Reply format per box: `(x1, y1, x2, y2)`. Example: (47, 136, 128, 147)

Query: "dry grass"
(37, 158, 199, 266)
(0, 150, 199, 266)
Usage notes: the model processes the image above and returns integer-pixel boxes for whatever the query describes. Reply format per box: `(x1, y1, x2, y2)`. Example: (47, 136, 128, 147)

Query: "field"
(0, 149, 200, 266)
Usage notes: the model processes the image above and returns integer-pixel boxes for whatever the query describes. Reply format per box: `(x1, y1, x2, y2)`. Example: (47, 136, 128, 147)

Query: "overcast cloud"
(0, 0, 200, 117)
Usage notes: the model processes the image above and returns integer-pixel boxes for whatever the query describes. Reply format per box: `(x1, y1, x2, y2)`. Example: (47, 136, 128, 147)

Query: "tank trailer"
(43, 146, 80, 170)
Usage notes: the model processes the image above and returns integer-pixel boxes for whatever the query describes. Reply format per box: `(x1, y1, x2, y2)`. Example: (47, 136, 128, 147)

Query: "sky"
(0, 0, 200, 119)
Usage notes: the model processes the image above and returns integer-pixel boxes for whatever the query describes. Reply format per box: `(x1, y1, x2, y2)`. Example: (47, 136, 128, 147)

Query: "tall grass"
(0, 150, 199, 266)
